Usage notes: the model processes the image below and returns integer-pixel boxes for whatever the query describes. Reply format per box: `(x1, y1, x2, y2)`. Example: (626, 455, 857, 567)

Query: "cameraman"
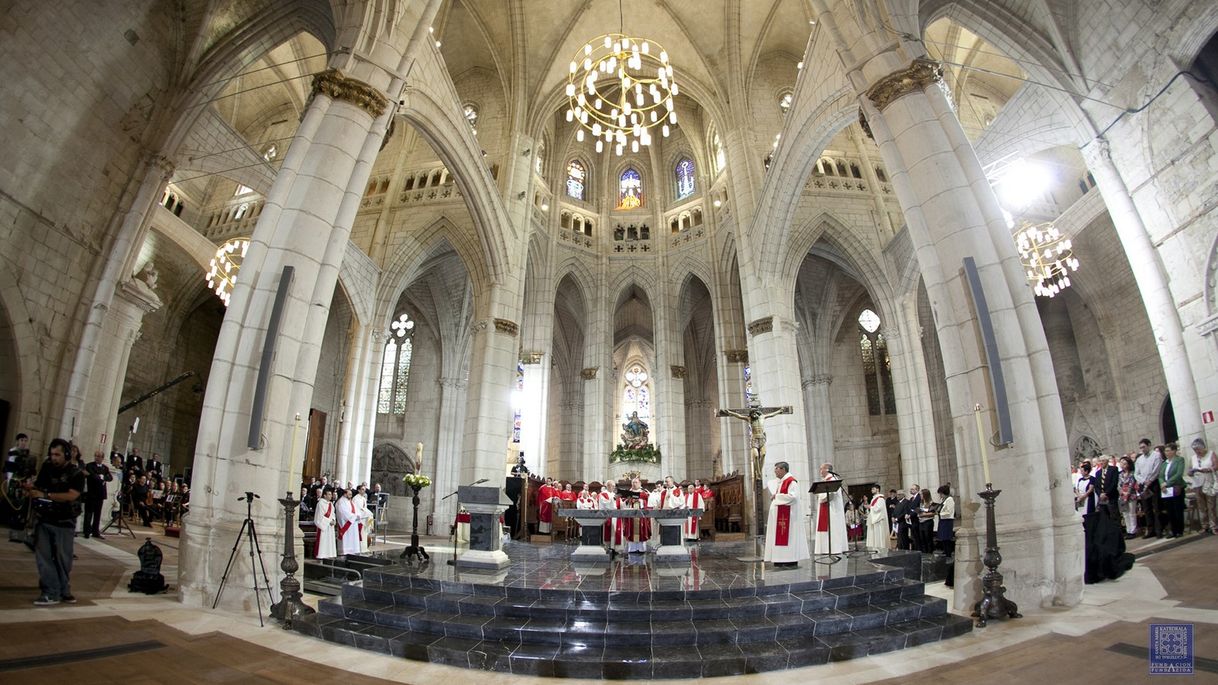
(25, 438, 84, 606)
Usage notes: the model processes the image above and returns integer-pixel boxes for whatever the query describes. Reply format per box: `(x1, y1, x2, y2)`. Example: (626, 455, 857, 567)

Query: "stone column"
(62, 155, 174, 444)
(743, 314, 809, 476)
(846, 50, 1077, 610)
(1082, 139, 1202, 439)
(885, 294, 940, 490)
(180, 66, 394, 611)
(717, 349, 751, 476)
(77, 278, 163, 452)
(461, 305, 522, 485)
(518, 354, 549, 475)
(334, 323, 369, 481)
(431, 376, 467, 526)
(801, 374, 834, 472)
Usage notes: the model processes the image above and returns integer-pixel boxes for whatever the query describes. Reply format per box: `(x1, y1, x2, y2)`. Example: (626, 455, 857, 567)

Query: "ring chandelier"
(565, 32, 678, 155)
(1012, 221, 1080, 298)
(205, 236, 251, 306)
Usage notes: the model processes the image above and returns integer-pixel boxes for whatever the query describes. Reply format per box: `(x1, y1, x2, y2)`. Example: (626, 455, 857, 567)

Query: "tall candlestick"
(974, 404, 992, 486)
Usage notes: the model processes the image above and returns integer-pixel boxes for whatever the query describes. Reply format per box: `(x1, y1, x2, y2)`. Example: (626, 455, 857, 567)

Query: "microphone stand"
(444, 478, 488, 566)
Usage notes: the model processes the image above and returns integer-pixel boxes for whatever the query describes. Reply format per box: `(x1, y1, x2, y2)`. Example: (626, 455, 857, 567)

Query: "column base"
(455, 548, 511, 569)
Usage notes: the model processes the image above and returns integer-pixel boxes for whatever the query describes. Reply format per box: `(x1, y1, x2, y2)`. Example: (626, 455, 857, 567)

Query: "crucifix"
(716, 401, 792, 541)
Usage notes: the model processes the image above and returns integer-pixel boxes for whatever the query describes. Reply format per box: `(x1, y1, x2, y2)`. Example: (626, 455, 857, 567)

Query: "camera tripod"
(212, 492, 275, 626)
(101, 500, 136, 539)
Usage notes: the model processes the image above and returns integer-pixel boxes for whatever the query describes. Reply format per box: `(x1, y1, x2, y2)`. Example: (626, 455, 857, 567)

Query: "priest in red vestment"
(763, 461, 809, 566)
(683, 483, 704, 541)
(537, 477, 556, 533)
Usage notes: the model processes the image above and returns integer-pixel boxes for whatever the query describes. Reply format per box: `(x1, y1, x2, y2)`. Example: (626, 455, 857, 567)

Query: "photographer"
(26, 438, 85, 606)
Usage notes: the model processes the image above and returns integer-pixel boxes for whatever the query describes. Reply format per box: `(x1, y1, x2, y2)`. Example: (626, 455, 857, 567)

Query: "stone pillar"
(431, 376, 467, 526)
(180, 66, 394, 611)
(801, 374, 834, 472)
(655, 309, 688, 478)
(62, 155, 174, 443)
(349, 329, 385, 484)
(886, 295, 940, 489)
(518, 355, 548, 475)
(1082, 139, 1202, 439)
(717, 349, 751, 477)
(461, 305, 521, 485)
(77, 278, 163, 452)
(743, 314, 809, 477)
(845, 49, 1077, 610)
(334, 323, 371, 481)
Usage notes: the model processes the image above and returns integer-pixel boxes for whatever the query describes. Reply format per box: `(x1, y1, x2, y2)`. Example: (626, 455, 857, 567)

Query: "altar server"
(683, 483, 704, 541)
(865, 484, 888, 552)
(812, 462, 848, 555)
(313, 487, 337, 559)
(576, 483, 598, 509)
(353, 485, 373, 551)
(598, 483, 618, 544)
(764, 462, 810, 566)
(336, 488, 363, 555)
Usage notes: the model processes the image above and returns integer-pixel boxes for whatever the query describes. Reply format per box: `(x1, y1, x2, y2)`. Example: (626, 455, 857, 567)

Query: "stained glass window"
(618, 168, 643, 209)
(512, 362, 524, 443)
(535, 141, 546, 177)
(377, 313, 416, 415)
(675, 158, 695, 200)
(622, 364, 652, 421)
(858, 311, 894, 417)
(566, 159, 586, 200)
(713, 132, 725, 173)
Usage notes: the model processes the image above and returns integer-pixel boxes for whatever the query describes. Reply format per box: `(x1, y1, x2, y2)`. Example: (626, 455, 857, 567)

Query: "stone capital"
(802, 374, 832, 388)
(520, 350, 544, 364)
(670, 365, 686, 379)
(865, 58, 944, 112)
(580, 367, 599, 380)
(747, 317, 773, 336)
(724, 349, 749, 364)
(493, 318, 519, 336)
(1080, 137, 1113, 169)
(437, 376, 468, 389)
(311, 68, 389, 118)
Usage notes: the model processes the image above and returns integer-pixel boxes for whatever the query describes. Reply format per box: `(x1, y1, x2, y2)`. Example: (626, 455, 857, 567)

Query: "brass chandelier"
(565, 30, 678, 155)
(1012, 221, 1080, 298)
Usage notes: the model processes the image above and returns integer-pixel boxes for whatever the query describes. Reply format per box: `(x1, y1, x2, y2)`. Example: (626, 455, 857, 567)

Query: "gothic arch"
(375, 217, 488, 332)
(0, 269, 44, 441)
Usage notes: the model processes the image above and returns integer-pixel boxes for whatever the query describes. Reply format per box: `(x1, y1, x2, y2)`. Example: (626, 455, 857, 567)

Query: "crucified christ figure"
(716, 405, 792, 482)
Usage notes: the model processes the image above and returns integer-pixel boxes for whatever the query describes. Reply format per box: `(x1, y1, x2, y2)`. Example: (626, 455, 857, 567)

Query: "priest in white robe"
(353, 486, 373, 551)
(763, 462, 809, 566)
(313, 487, 337, 559)
(865, 484, 888, 552)
(812, 462, 848, 555)
(336, 489, 363, 556)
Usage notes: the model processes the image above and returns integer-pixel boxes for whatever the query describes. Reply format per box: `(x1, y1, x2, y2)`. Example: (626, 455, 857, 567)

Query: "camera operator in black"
(26, 438, 85, 605)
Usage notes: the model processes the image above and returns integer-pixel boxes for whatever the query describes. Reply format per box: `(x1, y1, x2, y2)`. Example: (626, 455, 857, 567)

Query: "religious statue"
(136, 262, 159, 290)
(621, 411, 650, 449)
(716, 404, 792, 482)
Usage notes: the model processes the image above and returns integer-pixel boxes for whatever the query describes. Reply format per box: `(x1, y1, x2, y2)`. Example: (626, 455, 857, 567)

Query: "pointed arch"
(375, 215, 490, 331)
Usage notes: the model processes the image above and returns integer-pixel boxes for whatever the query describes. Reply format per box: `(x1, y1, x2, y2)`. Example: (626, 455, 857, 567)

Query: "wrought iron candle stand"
(399, 485, 430, 564)
(270, 491, 315, 629)
(972, 485, 1022, 627)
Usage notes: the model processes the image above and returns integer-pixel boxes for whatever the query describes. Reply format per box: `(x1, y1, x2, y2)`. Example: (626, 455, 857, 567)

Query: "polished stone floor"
(0, 522, 1213, 683)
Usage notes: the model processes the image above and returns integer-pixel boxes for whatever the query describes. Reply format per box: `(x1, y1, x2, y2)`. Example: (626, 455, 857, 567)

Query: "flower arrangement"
(609, 443, 662, 464)
(402, 473, 432, 490)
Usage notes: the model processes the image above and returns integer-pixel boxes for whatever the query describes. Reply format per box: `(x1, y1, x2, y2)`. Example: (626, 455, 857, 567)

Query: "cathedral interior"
(2, 0, 1218, 680)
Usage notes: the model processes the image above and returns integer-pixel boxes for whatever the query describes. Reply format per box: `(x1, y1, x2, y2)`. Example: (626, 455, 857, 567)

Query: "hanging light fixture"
(566, 4, 678, 153)
(1012, 220, 1079, 298)
(205, 236, 251, 306)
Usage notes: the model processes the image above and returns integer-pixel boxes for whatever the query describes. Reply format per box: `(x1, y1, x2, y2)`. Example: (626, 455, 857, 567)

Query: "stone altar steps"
(292, 564, 973, 678)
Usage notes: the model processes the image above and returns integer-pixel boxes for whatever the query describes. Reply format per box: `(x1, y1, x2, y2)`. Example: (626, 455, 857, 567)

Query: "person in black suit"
(124, 448, 144, 478)
(82, 449, 113, 538)
(1096, 456, 1120, 518)
(895, 487, 917, 550)
(144, 453, 164, 476)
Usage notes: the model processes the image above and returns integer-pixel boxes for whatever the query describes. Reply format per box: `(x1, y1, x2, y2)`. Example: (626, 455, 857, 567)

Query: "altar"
(556, 506, 703, 563)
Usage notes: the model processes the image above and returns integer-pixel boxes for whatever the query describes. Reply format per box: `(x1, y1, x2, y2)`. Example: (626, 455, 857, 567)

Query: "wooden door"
(303, 409, 326, 480)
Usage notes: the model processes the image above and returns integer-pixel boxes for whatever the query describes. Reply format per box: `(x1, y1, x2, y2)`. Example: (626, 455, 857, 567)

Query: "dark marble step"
(317, 592, 949, 647)
(359, 564, 903, 602)
(346, 577, 927, 622)
(293, 609, 974, 678)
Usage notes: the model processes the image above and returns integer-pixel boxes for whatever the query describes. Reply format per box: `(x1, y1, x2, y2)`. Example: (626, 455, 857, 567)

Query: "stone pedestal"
(454, 484, 511, 569)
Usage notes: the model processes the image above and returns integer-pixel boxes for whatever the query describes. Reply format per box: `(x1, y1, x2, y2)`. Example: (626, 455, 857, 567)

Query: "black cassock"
(1083, 507, 1133, 584)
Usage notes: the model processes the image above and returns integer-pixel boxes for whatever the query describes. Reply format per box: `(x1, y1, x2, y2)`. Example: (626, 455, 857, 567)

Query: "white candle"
(416, 442, 424, 473)
(974, 404, 992, 486)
